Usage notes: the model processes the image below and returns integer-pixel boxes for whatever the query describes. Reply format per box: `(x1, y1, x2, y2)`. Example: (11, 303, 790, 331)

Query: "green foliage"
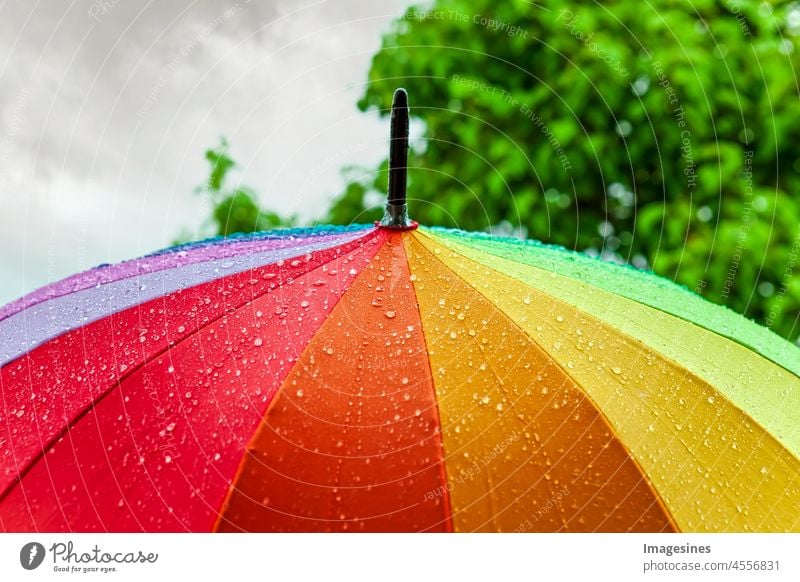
(327, 0, 800, 341)
(197, 138, 295, 237)
(326, 166, 384, 225)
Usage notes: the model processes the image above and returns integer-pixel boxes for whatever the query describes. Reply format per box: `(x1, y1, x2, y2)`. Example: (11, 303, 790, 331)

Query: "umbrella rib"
(426, 231, 800, 462)
(408, 231, 680, 532)
(0, 227, 371, 325)
(0, 229, 384, 507)
(432, 230, 800, 378)
(416, 231, 800, 531)
(400, 238, 455, 533)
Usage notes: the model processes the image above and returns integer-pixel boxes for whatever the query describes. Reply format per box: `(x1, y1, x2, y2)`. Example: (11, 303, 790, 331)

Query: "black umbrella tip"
(392, 88, 409, 110)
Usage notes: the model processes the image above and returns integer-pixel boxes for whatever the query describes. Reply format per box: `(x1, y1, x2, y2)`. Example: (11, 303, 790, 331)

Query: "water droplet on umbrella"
(385, 311, 396, 319)
(254, 338, 263, 347)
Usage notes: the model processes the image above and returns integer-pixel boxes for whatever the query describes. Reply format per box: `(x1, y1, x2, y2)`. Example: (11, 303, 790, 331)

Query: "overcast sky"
(0, 0, 411, 305)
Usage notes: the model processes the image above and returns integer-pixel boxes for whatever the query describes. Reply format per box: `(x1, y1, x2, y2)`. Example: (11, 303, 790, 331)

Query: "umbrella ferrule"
(379, 88, 416, 230)
(379, 202, 417, 230)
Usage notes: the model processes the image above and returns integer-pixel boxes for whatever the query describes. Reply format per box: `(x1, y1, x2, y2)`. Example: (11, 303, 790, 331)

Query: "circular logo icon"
(19, 542, 46, 570)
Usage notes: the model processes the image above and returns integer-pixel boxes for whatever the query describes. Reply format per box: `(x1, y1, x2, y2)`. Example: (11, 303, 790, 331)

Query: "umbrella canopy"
(1, 91, 798, 533)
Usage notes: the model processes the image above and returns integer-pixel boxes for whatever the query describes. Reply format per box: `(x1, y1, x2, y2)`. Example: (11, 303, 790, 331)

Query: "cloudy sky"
(0, 0, 411, 305)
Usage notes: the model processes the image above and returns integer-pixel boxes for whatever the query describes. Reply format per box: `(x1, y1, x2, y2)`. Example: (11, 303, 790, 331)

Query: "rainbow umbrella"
(1, 90, 799, 533)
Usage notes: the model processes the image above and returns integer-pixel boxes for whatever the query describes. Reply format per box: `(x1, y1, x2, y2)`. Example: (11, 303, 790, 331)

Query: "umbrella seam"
(435, 233, 800, 457)
(410, 230, 681, 532)
(212, 232, 453, 531)
(400, 234, 456, 533)
(429, 228, 800, 378)
(418, 231, 800, 531)
(0, 230, 385, 514)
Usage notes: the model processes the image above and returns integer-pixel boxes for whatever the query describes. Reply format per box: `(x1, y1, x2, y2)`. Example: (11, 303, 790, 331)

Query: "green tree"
(327, 0, 800, 341)
(197, 138, 295, 237)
